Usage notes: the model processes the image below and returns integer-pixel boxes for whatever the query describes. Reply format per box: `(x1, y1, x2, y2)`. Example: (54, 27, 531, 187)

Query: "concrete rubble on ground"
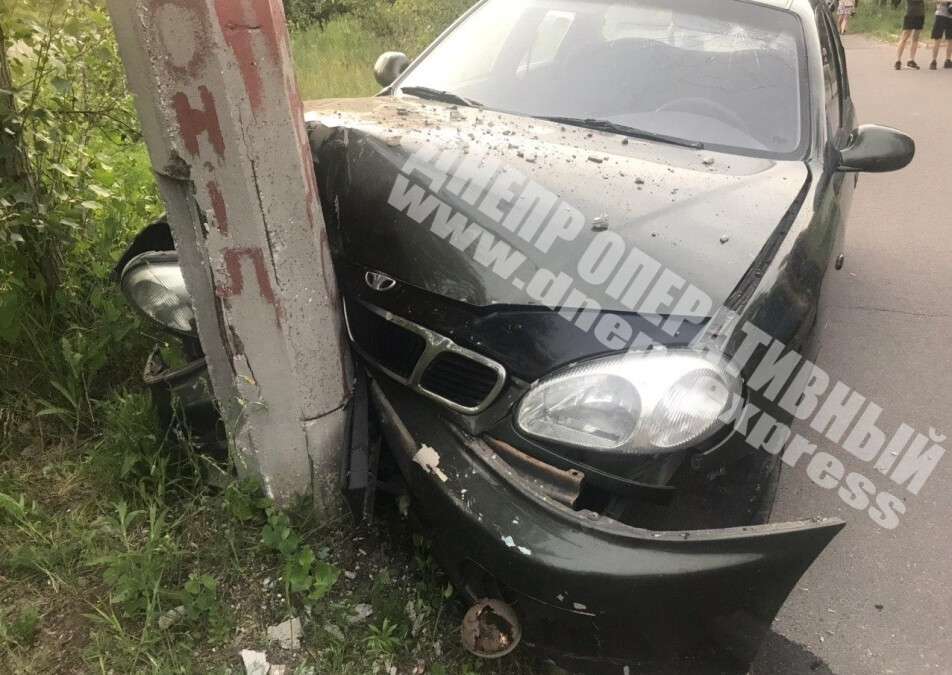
(240, 649, 297, 675)
(239, 650, 269, 675)
(348, 603, 374, 624)
(157, 605, 186, 631)
(266, 616, 303, 651)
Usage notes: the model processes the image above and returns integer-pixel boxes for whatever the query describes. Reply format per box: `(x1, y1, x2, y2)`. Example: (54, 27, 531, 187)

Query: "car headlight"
(515, 350, 740, 454)
(121, 252, 196, 336)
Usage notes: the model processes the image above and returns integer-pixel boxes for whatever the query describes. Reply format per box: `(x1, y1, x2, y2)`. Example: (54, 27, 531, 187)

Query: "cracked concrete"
(108, 0, 351, 510)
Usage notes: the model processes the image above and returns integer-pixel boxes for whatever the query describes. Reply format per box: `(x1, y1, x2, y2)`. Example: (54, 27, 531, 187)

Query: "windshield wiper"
(400, 86, 483, 109)
(537, 116, 704, 150)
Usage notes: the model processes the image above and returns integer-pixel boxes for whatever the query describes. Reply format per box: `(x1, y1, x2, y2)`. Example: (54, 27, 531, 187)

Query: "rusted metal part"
(483, 436, 584, 508)
(461, 599, 522, 659)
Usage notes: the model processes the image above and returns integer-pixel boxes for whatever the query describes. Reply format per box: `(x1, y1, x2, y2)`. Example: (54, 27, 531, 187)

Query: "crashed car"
(115, 0, 914, 671)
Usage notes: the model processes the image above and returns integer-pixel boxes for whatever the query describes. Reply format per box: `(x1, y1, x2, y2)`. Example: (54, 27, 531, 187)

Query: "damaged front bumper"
(370, 375, 843, 673)
(141, 347, 842, 672)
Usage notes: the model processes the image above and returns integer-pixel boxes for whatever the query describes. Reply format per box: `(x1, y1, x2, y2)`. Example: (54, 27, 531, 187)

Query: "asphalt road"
(751, 35, 952, 675)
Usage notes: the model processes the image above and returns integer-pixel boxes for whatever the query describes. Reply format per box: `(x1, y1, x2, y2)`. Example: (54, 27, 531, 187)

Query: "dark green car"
(117, 0, 914, 671)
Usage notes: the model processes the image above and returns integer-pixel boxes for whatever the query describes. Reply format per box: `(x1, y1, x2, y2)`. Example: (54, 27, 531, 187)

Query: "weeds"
(182, 573, 232, 643)
(261, 504, 341, 605)
(364, 617, 406, 660)
(0, 607, 41, 649)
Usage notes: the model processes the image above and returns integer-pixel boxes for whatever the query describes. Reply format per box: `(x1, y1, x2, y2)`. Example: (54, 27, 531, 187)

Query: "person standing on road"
(929, 0, 952, 68)
(838, 0, 857, 34)
(896, 0, 926, 68)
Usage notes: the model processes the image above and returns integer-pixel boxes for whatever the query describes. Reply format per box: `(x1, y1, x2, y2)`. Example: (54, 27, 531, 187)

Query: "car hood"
(305, 97, 809, 316)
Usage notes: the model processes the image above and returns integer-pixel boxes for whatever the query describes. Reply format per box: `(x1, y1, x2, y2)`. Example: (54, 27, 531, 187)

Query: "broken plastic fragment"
(502, 535, 532, 556)
(413, 444, 449, 482)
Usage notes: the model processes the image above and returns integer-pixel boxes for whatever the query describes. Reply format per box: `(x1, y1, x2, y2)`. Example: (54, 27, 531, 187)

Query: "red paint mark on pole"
(206, 180, 229, 234)
(214, 0, 282, 114)
(217, 247, 283, 325)
(173, 86, 226, 159)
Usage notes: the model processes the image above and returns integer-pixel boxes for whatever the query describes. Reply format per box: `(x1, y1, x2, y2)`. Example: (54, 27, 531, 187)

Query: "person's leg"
(911, 29, 922, 61)
(898, 29, 910, 60)
(945, 36, 952, 64)
(897, 29, 910, 62)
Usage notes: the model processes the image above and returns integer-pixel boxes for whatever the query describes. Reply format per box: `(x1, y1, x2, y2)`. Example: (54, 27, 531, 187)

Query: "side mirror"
(837, 124, 915, 173)
(374, 52, 410, 87)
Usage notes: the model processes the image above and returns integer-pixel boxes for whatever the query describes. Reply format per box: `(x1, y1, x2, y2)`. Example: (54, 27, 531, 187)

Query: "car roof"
(744, 0, 822, 13)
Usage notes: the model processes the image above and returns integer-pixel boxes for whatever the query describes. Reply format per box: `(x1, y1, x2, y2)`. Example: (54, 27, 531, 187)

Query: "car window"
(409, 2, 524, 85)
(518, 10, 576, 74)
(816, 8, 842, 131)
(399, 0, 808, 159)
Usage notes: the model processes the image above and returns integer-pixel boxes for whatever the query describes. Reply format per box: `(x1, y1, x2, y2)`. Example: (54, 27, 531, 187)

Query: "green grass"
(290, 0, 475, 100)
(292, 17, 384, 100)
(0, 393, 537, 673)
(849, 2, 938, 41)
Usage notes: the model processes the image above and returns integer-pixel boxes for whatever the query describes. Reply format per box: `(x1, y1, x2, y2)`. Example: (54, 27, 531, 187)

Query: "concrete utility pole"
(107, 0, 351, 511)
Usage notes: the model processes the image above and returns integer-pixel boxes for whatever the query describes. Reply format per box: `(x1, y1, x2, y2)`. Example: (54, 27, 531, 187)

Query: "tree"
(1, 24, 28, 186)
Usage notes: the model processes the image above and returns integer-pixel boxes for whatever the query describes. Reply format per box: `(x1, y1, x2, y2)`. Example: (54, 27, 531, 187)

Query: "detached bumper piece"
(370, 376, 843, 674)
(144, 346, 226, 456)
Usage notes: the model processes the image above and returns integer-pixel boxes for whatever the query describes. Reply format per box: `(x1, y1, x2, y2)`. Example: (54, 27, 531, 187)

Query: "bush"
(354, 0, 475, 55)
(285, 0, 476, 58)
(283, 0, 355, 29)
(1, 2, 161, 445)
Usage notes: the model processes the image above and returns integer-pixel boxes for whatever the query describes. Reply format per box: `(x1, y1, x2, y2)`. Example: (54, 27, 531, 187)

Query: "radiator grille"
(346, 302, 425, 379)
(345, 300, 506, 414)
(419, 352, 501, 409)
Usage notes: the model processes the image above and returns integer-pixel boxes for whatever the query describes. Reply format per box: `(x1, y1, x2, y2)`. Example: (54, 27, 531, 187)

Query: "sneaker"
(930, 60, 938, 70)
(945, 59, 952, 68)
(907, 60, 920, 69)
(895, 60, 903, 69)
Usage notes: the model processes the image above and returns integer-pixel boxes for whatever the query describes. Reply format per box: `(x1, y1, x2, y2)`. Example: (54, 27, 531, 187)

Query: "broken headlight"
(121, 252, 197, 336)
(515, 350, 740, 454)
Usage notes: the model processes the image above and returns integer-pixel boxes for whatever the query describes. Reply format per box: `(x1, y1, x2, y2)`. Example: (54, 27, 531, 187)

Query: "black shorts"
(933, 14, 952, 39)
(904, 15, 925, 30)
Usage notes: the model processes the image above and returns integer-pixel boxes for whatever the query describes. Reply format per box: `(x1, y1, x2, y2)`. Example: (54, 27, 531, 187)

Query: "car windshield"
(397, 0, 807, 158)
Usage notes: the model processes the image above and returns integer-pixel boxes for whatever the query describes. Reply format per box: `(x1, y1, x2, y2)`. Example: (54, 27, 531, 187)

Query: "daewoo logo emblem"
(365, 271, 397, 292)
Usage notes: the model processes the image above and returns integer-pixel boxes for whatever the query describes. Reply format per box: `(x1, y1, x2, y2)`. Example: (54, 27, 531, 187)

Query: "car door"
(807, 6, 854, 360)
(824, 7, 857, 225)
